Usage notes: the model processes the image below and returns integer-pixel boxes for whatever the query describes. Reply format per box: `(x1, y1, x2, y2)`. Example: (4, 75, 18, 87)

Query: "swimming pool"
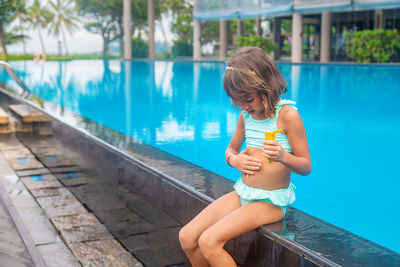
(1, 60, 400, 254)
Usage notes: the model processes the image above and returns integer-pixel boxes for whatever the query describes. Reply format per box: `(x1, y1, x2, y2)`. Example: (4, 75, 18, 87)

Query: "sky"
(8, 14, 176, 55)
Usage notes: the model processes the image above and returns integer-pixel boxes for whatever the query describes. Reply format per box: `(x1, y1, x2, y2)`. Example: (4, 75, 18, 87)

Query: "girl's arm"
(263, 106, 312, 175)
(226, 113, 262, 175)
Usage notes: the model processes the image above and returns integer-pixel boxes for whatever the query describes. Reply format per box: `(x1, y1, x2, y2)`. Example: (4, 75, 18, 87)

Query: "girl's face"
(235, 94, 266, 120)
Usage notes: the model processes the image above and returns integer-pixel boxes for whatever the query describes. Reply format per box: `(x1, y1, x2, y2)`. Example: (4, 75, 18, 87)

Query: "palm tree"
(13, 0, 28, 54)
(27, 0, 53, 54)
(48, 0, 80, 56)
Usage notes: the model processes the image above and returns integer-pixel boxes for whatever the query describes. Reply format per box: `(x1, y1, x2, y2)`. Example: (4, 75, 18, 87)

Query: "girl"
(179, 47, 312, 266)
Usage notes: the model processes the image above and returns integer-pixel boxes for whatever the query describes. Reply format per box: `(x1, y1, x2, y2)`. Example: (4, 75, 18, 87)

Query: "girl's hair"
(223, 47, 287, 118)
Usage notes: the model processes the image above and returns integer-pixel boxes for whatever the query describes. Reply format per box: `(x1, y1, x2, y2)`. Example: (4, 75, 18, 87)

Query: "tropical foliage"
(48, 0, 80, 55)
(236, 36, 278, 54)
(345, 29, 400, 63)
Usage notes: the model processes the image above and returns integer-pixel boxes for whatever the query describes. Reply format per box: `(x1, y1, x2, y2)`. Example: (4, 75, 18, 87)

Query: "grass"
(4, 54, 120, 61)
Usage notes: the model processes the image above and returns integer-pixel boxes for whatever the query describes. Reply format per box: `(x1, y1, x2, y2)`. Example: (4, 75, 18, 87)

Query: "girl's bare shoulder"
(277, 105, 303, 131)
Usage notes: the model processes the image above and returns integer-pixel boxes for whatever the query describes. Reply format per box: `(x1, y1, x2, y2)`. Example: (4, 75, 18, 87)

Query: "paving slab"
(36, 194, 79, 209)
(21, 174, 62, 190)
(1, 147, 32, 160)
(16, 168, 51, 177)
(30, 187, 74, 198)
(0, 141, 26, 152)
(37, 243, 80, 267)
(105, 220, 156, 239)
(49, 166, 83, 174)
(68, 239, 128, 262)
(81, 252, 143, 267)
(35, 153, 75, 168)
(125, 193, 180, 228)
(7, 156, 45, 171)
(50, 213, 101, 230)
(0, 199, 34, 267)
(55, 172, 91, 186)
(94, 209, 143, 224)
(43, 201, 88, 218)
(15, 206, 62, 246)
(59, 224, 114, 243)
(9, 189, 39, 209)
(121, 227, 186, 267)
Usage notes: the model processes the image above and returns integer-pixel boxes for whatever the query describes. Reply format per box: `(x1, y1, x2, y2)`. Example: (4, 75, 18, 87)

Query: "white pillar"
(148, 0, 155, 60)
(193, 19, 201, 60)
(320, 12, 332, 63)
(219, 19, 227, 59)
(374, 10, 386, 29)
(292, 13, 302, 63)
(123, 0, 132, 59)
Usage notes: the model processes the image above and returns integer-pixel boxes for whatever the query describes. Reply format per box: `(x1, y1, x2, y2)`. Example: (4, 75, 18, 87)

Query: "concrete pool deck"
(0, 136, 149, 267)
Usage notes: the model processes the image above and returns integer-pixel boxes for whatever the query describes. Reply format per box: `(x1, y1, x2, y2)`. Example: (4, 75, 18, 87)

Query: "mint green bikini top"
(242, 99, 297, 153)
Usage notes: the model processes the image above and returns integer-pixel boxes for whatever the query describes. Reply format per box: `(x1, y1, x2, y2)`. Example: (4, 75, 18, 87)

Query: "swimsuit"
(234, 99, 297, 215)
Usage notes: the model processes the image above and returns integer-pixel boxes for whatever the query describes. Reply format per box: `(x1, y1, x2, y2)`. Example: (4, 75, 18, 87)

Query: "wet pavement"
(0, 133, 185, 266)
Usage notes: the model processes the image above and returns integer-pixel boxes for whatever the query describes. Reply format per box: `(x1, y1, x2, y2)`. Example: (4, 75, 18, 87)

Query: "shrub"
(345, 29, 400, 63)
(132, 37, 148, 58)
(172, 40, 193, 57)
(236, 36, 278, 54)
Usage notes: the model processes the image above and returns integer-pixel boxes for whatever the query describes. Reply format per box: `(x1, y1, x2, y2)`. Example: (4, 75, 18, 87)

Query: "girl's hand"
(263, 140, 286, 163)
(230, 150, 262, 175)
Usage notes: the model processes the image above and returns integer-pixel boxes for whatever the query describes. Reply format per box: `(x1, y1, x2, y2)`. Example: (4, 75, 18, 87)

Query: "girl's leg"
(179, 191, 241, 267)
(198, 201, 284, 267)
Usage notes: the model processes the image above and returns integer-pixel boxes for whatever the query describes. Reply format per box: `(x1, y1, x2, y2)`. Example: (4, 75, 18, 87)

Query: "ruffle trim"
(277, 99, 298, 110)
(234, 178, 295, 207)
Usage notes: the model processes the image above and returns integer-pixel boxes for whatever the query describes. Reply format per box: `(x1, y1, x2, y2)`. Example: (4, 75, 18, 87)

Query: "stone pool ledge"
(1, 87, 400, 266)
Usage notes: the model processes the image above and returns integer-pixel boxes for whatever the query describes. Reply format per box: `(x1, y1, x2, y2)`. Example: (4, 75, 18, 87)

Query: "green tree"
(48, 0, 80, 56)
(76, 0, 122, 56)
(0, 0, 16, 58)
(12, 0, 28, 54)
(27, 0, 53, 54)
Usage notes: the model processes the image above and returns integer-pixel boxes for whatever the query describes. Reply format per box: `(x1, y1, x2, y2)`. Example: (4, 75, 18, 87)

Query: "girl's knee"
(179, 226, 198, 251)
(198, 230, 223, 259)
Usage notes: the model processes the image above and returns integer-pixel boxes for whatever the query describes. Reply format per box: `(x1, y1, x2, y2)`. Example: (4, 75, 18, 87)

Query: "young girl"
(179, 47, 312, 266)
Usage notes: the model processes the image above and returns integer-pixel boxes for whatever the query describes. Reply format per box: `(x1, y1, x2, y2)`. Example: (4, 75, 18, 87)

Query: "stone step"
(8, 105, 52, 135)
(0, 107, 9, 125)
(8, 104, 51, 123)
(0, 107, 33, 135)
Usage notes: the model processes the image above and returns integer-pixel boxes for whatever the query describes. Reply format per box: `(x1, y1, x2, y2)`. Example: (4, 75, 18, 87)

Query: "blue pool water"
(1, 60, 400, 253)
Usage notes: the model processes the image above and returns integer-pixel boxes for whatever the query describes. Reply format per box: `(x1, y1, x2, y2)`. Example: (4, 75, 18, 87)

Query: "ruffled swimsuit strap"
(275, 99, 297, 121)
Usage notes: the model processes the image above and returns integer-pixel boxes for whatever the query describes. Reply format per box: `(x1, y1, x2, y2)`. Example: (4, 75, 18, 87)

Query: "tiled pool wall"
(1, 88, 400, 267)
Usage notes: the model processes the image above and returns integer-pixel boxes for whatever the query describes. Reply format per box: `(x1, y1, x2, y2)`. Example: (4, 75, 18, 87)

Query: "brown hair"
(223, 47, 287, 118)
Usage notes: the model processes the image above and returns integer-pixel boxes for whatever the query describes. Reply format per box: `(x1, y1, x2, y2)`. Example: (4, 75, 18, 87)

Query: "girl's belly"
(241, 146, 291, 190)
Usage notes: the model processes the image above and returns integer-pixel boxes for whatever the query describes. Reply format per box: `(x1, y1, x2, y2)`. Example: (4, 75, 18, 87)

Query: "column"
(193, 19, 201, 60)
(292, 13, 303, 63)
(148, 0, 155, 60)
(374, 10, 386, 29)
(237, 19, 244, 37)
(272, 18, 281, 60)
(320, 12, 332, 63)
(219, 19, 227, 59)
(256, 17, 262, 36)
(123, 0, 132, 59)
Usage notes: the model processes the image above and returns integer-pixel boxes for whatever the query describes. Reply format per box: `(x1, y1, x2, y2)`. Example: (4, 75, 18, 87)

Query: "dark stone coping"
(1, 87, 400, 267)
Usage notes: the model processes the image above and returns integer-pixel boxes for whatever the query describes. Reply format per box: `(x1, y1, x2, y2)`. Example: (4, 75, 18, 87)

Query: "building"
(193, 0, 400, 62)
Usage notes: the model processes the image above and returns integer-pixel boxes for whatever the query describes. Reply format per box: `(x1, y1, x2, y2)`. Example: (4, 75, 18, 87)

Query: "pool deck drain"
(0, 135, 163, 266)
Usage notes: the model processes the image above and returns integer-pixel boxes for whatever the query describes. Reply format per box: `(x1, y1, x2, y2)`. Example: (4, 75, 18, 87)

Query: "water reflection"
(1, 60, 400, 253)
